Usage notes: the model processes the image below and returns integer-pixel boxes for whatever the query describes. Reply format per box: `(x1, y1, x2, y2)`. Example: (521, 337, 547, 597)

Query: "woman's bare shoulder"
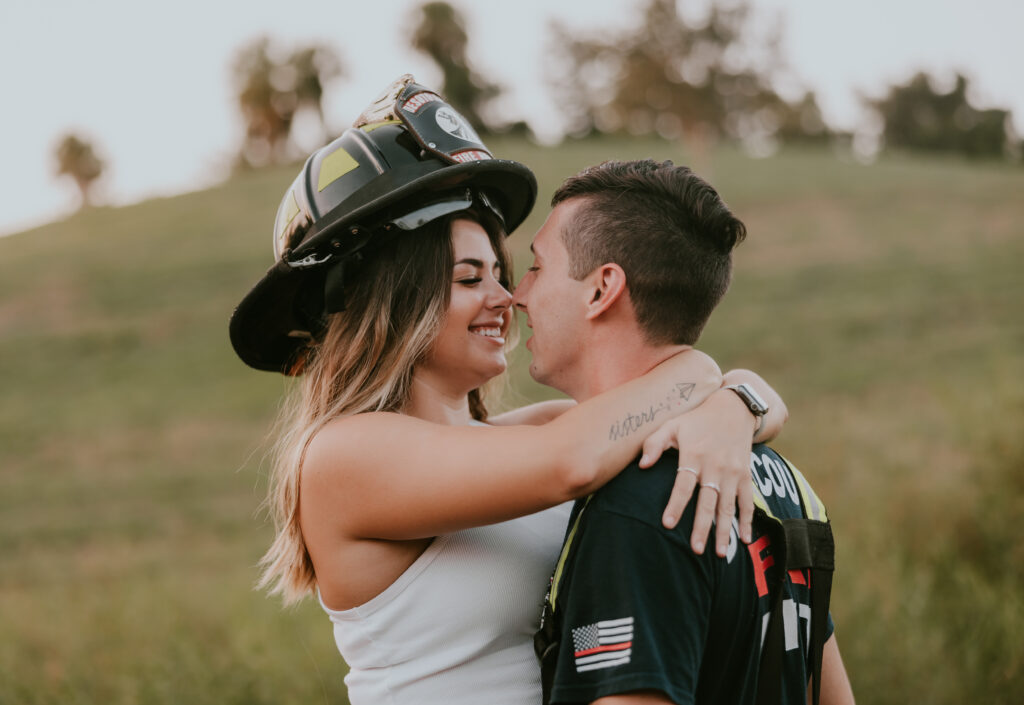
(306, 411, 416, 467)
(317, 410, 410, 434)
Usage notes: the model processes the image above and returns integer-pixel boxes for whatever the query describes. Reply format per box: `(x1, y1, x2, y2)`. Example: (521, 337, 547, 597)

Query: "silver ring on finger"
(677, 466, 699, 478)
(701, 481, 721, 493)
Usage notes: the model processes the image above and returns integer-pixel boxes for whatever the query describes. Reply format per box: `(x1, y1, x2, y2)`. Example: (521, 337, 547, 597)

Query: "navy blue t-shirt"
(543, 445, 833, 705)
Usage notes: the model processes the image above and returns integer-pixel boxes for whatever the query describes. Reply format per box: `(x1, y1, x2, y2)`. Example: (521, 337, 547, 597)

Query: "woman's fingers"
(737, 475, 754, 544)
(678, 459, 748, 556)
(645, 400, 758, 552)
(639, 426, 674, 468)
(688, 482, 720, 554)
(662, 465, 699, 529)
(712, 475, 739, 557)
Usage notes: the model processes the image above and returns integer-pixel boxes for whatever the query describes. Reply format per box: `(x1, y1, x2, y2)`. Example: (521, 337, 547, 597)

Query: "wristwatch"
(724, 383, 769, 436)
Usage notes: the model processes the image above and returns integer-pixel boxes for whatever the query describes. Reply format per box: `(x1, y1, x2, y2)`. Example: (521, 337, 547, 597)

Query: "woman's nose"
(487, 279, 514, 309)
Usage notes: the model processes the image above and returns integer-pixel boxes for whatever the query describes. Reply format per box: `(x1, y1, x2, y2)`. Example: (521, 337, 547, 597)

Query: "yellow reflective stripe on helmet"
(781, 456, 828, 522)
(549, 495, 593, 612)
(360, 119, 401, 133)
(318, 146, 359, 192)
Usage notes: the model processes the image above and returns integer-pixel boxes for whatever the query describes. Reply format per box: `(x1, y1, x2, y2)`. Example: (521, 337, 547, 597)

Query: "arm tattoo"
(607, 381, 697, 440)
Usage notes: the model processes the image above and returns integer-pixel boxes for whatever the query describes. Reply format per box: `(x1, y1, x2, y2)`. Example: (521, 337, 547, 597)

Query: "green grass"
(2, 138, 1022, 703)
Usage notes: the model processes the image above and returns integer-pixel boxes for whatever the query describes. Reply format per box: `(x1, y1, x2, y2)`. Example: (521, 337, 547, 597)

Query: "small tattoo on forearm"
(676, 383, 695, 400)
(608, 381, 696, 440)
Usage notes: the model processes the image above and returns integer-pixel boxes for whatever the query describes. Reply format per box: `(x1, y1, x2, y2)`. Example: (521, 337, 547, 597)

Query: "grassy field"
(1, 137, 1022, 703)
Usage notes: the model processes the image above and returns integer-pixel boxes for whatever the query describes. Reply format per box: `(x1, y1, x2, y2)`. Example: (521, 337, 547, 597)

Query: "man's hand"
(639, 388, 757, 556)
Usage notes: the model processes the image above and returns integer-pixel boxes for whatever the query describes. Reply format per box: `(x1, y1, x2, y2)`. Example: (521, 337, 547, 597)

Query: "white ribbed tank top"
(319, 502, 571, 704)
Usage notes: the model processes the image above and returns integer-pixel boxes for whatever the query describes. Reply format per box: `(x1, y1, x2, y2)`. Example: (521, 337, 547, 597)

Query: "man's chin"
(528, 361, 544, 385)
(528, 361, 558, 392)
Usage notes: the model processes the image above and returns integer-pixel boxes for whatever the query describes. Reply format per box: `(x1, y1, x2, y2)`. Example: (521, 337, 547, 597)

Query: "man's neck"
(569, 330, 693, 401)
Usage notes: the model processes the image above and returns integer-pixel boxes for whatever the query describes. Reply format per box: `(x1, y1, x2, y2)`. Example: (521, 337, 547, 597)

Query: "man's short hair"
(552, 159, 746, 345)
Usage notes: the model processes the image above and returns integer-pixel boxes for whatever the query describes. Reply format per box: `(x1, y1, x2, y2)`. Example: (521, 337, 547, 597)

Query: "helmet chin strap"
(324, 256, 351, 313)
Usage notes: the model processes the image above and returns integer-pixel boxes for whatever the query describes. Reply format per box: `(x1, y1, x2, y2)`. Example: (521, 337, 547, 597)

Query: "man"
(513, 160, 855, 705)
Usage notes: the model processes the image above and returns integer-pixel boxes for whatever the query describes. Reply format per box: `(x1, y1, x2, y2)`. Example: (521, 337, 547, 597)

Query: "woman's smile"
(469, 322, 506, 345)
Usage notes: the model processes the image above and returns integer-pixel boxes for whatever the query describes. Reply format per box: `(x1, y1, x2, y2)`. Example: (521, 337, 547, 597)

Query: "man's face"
(513, 199, 591, 396)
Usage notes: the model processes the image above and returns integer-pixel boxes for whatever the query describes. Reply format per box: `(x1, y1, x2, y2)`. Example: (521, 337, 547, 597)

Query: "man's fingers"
(689, 484, 719, 554)
(737, 479, 754, 544)
(662, 465, 699, 528)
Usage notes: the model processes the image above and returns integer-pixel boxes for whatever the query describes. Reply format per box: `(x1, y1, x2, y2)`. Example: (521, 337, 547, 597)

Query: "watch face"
(730, 384, 768, 415)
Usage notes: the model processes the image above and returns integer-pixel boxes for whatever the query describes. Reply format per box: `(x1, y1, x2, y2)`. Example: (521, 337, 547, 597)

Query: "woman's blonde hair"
(256, 209, 513, 604)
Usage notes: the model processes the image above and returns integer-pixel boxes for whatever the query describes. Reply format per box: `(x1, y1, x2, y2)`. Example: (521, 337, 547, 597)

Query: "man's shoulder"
(748, 444, 825, 522)
(587, 445, 827, 525)
(587, 454, 692, 535)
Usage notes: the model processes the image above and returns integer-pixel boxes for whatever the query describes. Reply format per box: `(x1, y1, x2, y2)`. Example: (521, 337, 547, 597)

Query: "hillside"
(1, 138, 1022, 703)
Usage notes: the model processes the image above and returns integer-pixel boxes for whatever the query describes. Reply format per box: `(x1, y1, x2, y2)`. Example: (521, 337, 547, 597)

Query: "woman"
(230, 76, 786, 704)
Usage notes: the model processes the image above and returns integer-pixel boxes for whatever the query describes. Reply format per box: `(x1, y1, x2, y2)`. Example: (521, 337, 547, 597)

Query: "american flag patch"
(571, 617, 634, 672)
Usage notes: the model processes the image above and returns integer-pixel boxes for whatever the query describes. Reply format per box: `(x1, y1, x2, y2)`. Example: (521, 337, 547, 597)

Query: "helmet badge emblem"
(435, 107, 481, 142)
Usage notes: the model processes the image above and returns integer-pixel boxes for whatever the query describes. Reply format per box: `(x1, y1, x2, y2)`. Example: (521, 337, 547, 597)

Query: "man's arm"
(545, 473, 714, 705)
(592, 634, 855, 705)
(487, 399, 576, 426)
(810, 635, 855, 705)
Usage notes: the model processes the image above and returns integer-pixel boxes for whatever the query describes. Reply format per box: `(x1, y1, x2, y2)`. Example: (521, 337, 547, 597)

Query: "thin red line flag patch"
(571, 616, 634, 672)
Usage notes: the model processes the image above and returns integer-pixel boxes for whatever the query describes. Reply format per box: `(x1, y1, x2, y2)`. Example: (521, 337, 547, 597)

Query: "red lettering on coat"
(788, 569, 808, 585)
(748, 535, 774, 597)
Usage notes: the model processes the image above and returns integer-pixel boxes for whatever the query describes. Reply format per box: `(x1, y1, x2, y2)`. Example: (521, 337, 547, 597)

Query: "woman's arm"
(487, 399, 576, 426)
(487, 370, 783, 433)
(723, 368, 788, 443)
(478, 371, 785, 555)
(301, 349, 721, 541)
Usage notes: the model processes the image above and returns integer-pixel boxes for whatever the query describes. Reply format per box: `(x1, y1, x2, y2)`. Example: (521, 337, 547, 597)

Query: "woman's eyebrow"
(454, 258, 502, 278)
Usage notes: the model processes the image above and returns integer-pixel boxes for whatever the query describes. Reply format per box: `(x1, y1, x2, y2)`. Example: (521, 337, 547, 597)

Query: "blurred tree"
(871, 72, 1015, 159)
(548, 0, 827, 150)
(774, 91, 831, 146)
(54, 133, 104, 208)
(289, 44, 345, 144)
(233, 37, 291, 167)
(232, 37, 345, 168)
(410, 2, 501, 133)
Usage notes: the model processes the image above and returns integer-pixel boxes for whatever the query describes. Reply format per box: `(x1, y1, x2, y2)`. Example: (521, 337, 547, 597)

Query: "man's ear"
(584, 263, 628, 320)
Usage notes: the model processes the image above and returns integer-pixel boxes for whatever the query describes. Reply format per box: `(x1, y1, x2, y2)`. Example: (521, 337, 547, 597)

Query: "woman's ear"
(584, 263, 628, 320)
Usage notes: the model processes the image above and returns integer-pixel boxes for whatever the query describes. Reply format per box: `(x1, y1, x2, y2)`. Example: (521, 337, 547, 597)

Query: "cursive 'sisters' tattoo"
(607, 382, 698, 441)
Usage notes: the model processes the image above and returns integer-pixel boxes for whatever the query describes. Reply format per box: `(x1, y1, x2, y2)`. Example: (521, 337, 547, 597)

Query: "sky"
(2, 0, 1021, 237)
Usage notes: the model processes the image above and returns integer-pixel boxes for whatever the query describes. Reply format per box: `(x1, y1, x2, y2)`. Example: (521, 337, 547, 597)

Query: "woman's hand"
(638, 388, 758, 557)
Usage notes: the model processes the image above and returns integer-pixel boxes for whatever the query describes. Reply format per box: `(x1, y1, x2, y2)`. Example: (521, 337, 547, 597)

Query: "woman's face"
(418, 218, 513, 393)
